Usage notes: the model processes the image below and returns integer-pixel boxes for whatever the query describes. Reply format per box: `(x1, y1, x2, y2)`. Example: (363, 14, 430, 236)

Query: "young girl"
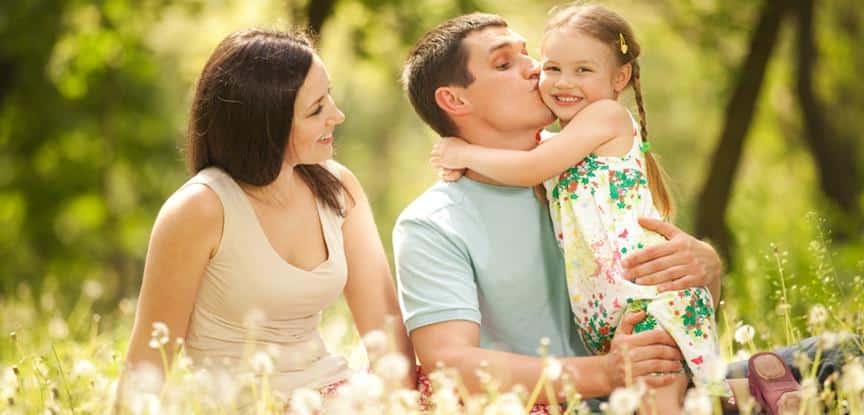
(431, 3, 730, 408)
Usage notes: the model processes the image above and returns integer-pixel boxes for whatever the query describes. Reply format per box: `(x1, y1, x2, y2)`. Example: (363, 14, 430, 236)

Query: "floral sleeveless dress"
(543, 118, 728, 395)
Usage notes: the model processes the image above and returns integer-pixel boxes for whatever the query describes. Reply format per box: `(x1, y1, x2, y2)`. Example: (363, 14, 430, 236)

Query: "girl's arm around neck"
(454, 99, 631, 187)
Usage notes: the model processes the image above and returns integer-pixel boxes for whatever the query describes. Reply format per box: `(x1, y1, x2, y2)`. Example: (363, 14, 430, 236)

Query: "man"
(393, 13, 724, 411)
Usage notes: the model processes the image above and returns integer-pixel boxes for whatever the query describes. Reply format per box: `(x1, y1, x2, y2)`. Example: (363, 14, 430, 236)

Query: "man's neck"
(458, 124, 540, 186)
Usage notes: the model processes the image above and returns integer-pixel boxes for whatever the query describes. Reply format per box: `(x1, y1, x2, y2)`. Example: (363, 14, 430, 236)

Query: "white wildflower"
(608, 384, 642, 415)
(249, 352, 274, 375)
(484, 393, 526, 415)
(242, 308, 266, 329)
(150, 322, 169, 345)
(683, 387, 712, 415)
(543, 357, 563, 380)
(841, 359, 864, 394)
(118, 298, 136, 315)
(734, 324, 755, 345)
(127, 392, 161, 415)
(83, 279, 104, 300)
(71, 359, 96, 378)
(345, 371, 383, 401)
(431, 387, 461, 413)
(290, 387, 323, 415)
(48, 316, 69, 339)
(362, 329, 389, 360)
(808, 304, 828, 327)
(387, 389, 420, 412)
(373, 352, 409, 384)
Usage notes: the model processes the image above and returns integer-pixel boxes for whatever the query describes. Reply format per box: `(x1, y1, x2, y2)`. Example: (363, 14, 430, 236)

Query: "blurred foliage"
(0, 0, 862, 334)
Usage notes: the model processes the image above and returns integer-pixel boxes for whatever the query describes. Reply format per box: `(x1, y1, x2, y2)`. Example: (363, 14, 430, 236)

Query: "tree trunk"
(307, 0, 338, 37)
(793, 0, 860, 224)
(694, 0, 791, 261)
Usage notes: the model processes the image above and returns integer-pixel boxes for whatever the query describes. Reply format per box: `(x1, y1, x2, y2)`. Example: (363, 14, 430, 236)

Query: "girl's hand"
(430, 137, 472, 170)
(439, 168, 465, 182)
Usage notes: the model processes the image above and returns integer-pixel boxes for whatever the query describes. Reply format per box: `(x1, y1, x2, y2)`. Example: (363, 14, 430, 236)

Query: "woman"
(118, 29, 414, 408)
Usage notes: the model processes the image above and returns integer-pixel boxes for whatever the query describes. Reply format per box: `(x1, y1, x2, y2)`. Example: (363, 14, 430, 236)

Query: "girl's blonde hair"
(545, 4, 674, 219)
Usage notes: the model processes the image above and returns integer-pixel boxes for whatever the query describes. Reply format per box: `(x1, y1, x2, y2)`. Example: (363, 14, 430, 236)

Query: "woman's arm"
(116, 185, 221, 400)
(336, 163, 417, 387)
(430, 99, 631, 187)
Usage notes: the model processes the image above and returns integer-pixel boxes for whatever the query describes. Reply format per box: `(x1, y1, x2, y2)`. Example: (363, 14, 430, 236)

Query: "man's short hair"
(401, 13, 508, 137)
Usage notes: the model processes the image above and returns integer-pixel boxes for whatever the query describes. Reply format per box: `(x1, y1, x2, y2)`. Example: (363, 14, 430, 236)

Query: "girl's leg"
(640, 372, 688, 415)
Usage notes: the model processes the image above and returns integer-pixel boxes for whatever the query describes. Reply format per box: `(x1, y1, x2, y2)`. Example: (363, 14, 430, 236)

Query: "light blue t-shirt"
(393, 178, 588, 358)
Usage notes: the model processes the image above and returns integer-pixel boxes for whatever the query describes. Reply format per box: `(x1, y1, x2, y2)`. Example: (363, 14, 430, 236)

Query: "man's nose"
(525, 58, 541, 80)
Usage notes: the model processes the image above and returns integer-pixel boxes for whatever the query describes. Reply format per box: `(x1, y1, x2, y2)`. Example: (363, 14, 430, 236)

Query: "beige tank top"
(182, 162, 352, 395)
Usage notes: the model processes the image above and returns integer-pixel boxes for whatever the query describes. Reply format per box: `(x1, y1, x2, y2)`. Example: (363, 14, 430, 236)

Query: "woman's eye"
(310, 106, 323, 116)
(544, 66, 560, 72)
(496, 62, 511, 70)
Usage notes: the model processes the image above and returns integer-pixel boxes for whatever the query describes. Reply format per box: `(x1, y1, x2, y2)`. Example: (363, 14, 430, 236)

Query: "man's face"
(459, 26, 554, 139)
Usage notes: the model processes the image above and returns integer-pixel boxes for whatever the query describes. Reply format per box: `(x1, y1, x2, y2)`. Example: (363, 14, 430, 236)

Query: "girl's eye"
(496, 62, 511, 70)
(543, 66, 560, 72)
(576, 67, 591, 73)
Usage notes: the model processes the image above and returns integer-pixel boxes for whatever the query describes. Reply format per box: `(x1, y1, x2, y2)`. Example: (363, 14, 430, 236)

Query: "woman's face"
(286, 55, 345, 166)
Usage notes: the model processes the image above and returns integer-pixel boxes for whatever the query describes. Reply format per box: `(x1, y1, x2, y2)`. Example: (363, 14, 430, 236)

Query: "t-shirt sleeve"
(393, 215, 480, 333)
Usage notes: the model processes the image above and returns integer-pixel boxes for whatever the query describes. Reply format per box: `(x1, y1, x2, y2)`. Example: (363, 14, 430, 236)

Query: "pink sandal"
(747, 352, 802, 415)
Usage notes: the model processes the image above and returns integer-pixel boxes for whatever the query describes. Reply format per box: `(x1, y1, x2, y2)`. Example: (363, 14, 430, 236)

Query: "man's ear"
(613, 63, 633, 93)
(434, 86, 472, 116)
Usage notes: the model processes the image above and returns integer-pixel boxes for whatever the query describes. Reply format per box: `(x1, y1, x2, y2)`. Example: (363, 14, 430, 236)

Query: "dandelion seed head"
(683, 387, 712, 415)
(373, 353, 409, 384)
(249, 352, 274, 375)
(83, 279, 104, 300)
(118, 298, 136, 315)
(841, 359, 864, 394)
(734, 324, 755, 345)
(290, 387, 323, 415)
(543, 357, 563, 380)
(362, 330, 389, 359)
(808, 304, 828, 327)
(71, 359, 96, 378)
(608, 384, 642, 415)
(48, 317, 69, 339)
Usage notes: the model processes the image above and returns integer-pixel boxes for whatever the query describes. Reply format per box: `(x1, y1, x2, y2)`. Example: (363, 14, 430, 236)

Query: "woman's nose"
(328, 107, 346, 126)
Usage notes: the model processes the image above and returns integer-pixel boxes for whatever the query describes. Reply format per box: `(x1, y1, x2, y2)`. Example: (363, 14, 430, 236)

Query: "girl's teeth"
(557, 96, 580, 103)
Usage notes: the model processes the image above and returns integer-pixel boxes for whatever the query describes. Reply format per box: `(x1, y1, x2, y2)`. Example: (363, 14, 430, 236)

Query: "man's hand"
(604, 312, 683, 389)
(623, 217, 723, 292)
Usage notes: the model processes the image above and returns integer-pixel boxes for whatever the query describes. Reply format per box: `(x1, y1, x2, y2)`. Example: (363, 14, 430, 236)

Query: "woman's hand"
(430, 136, 473, 170)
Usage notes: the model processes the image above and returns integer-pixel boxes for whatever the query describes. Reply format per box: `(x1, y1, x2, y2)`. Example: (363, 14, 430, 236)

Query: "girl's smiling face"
(538, 28, 631, 123)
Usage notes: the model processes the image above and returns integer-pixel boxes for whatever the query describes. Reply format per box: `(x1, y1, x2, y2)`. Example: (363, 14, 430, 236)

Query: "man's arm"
(394, 216, 682, 401)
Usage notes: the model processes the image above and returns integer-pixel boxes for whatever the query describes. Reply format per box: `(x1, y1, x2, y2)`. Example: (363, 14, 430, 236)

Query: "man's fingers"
(658, 275, 700, 292)
(637, 217, 681, 239)
(628, 345, 682, 363)
(623, 242, 677, 274)
(626, 255, 683, 281)
(618, 311, 645, 335)
(639, 373, 679, 388)
(631, 360, 684, 377)
(634, 265, 689, 286)
(628, 329, 679, 348)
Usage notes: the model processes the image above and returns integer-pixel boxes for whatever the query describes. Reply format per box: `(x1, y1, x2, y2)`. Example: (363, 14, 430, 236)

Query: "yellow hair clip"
(618, 33, 628, 55)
